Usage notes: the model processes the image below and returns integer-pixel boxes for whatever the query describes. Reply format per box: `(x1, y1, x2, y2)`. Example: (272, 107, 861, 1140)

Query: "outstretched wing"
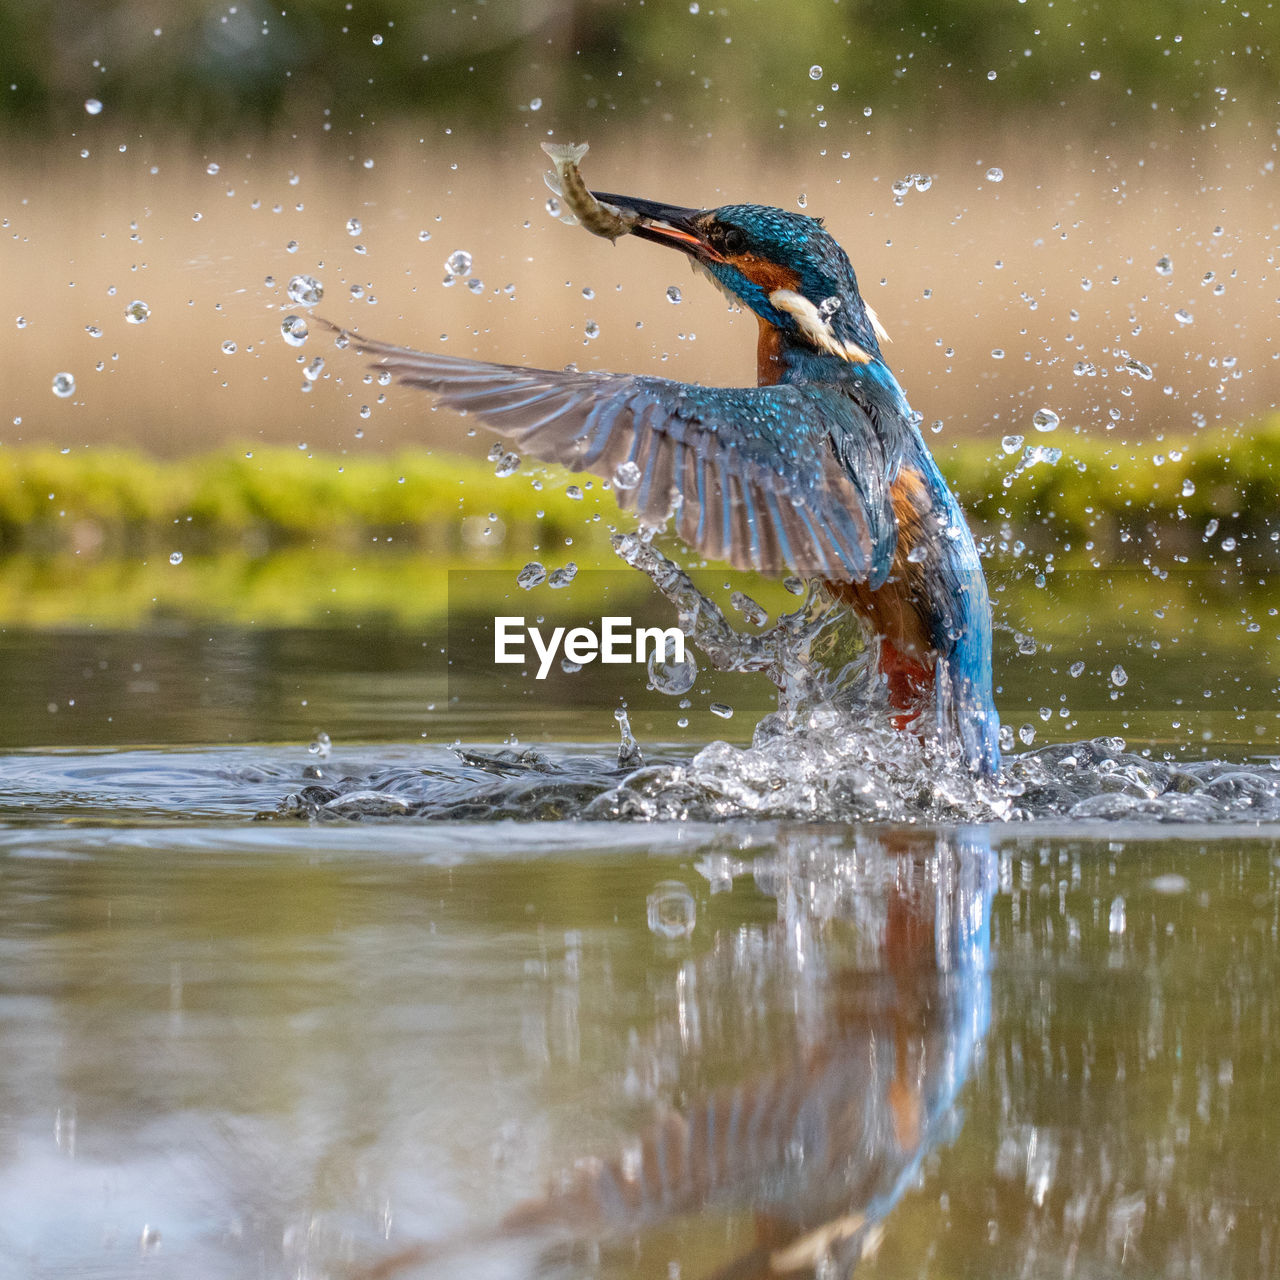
(331, 327, 898, 582)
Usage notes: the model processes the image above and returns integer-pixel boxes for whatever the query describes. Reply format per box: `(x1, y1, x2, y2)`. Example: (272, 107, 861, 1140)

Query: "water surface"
(0, 792, 1276, 1279)
(0, 605, 1277, 1278)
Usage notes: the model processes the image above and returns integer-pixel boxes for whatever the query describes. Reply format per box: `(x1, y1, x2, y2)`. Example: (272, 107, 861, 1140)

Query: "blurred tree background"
(2, 0, 1274, 138)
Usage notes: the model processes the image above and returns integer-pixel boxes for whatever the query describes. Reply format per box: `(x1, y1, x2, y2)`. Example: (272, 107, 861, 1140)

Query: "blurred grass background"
(0, 0, 1276, 623)
(3, 423, 1277, 561)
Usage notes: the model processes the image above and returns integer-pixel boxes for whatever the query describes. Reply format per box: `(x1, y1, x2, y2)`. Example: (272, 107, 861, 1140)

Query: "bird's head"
(593, 192, 890, 369)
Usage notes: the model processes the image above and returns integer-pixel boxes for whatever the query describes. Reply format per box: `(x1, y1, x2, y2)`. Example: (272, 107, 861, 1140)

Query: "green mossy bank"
(2, 423, 1275, 565)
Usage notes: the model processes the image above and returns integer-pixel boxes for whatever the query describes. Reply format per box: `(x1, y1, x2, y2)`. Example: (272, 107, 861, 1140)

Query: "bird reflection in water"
(362, 827, 993, 1279)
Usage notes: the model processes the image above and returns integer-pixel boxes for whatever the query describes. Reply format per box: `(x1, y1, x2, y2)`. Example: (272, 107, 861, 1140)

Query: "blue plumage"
(330, 185, 1001, 775)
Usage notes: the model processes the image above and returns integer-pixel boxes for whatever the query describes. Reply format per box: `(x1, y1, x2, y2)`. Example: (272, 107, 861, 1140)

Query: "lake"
(0, 569, 1276, 1278)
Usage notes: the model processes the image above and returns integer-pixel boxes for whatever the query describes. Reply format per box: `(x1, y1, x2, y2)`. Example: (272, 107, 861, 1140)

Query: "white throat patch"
(767, 289, 876, 364)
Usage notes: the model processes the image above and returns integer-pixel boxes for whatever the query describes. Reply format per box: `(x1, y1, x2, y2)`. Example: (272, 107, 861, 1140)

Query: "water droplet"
(1155, 254, 1173, 276)
(280, 314, 309, 346)
(302, 355, 325, 382)
(346, 217, 362, 236)
(84, 98, 103, 115)
(221, 340, 237, 354)
(1174, 309, 1193, 325)
(991, 347, 1005, 360)
(648, 637, 697, 694)
(371, 32, 383, 45)
(1124, 357, 1154, 380)
(647, 881, 696, 940)
(613, 460, 642, 490)
(169, 551, 183, 565)
(796, 193, 807, 208)
(986, 70, 998, 81)
(205, 162, 220, 175)
(1110, 664, 1128, 687)
(1032, 407, 1059, 433)
(444, 249, 472, 277)
(466, 278, 484, 294)
(493, 451, 520, 478)
(666, 286, 682, 304)
(1181, 478, 1195, 497)
(906, 545, 928, 563)
(529, 97, 542, 111)
(808, 64, 823, 80)
(51, 372, 75, 398)
(584, 321, 600, 339)
(308, 732, 332, 759)
(1069, 661, 1085, 678)
(287, 274, 323, 306)
(516, 562, 546, 590)
(1152, 874, 1189, 895)
(124, 299, 150, 324)
(547, 562, 578, 588)
(1001, 434, 1024, 454)
(1018, 723, 1036, 745)
(985, 166, 1004, 182)
(709, 702, 733, 719)
(1089, 69, 1101, 80)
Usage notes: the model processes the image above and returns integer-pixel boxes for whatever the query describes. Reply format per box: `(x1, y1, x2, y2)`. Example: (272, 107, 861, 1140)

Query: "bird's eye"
(720, 227, 747, 254)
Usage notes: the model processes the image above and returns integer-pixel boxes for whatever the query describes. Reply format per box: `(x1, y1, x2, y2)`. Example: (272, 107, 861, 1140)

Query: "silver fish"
(540, 141, 638, 241)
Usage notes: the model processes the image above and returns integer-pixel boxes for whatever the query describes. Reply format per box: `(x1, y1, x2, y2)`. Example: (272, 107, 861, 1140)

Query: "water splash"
(276, 539, 1280, 825)
(278, 732, 1280, 826)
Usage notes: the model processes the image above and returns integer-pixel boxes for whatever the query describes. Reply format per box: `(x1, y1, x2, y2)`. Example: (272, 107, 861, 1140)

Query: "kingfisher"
(330, 181, 1002, 776)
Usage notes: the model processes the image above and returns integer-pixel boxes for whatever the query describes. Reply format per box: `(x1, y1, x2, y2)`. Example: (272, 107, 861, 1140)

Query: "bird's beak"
(591, 192, 727, 263)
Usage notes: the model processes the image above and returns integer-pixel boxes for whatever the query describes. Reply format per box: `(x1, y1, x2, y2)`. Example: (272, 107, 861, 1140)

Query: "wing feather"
(329, 326, 898, 580)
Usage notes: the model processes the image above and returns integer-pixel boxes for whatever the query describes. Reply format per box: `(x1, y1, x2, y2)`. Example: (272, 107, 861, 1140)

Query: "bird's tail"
(938, 653, 1002, 778)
